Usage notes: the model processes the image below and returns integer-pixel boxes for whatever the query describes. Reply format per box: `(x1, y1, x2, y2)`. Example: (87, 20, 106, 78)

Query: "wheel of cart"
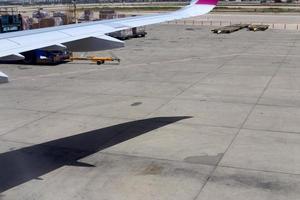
(96, 60, 105, 65)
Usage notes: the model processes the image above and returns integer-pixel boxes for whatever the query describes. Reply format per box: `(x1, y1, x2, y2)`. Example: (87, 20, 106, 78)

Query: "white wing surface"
(0, 0, 218, 60)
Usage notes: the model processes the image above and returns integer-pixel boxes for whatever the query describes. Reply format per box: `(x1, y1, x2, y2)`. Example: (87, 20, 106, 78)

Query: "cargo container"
(109, 26, 147, 40)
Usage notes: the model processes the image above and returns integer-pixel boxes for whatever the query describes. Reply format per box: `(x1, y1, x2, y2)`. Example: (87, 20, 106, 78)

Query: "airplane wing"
(0, 0, 218, 61)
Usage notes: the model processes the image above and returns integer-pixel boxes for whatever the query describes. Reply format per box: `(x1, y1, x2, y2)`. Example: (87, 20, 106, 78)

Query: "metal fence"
(166, 20, 300, 31)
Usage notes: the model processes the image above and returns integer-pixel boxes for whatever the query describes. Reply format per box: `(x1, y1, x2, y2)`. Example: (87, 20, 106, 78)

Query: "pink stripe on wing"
(196, 0, 218, 5)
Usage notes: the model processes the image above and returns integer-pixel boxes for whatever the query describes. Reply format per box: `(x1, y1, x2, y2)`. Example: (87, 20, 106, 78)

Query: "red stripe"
(196, 0, 218, 5)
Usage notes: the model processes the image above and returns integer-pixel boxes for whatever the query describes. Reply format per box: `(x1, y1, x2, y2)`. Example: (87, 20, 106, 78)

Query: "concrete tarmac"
(0, 24, 300, 200)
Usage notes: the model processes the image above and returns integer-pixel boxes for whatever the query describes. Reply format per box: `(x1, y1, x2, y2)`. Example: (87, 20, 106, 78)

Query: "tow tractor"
(20, 50, 120, 65)
(21, 49, 71, 65)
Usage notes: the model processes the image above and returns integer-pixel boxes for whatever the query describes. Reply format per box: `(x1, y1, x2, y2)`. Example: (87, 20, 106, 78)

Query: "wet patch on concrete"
(171, 167, 209, 181)
(184, 153, 224, 166)
(148, 38, 160, 41)
(133, 49, 144, 51)
(131, 102, 143, 106)
(139, 162, 210, 181)
(17, 66, 32, 70)
(142, 163, 164, 175)
(185, 28, 195, 31)
(210, 173, 296, 192)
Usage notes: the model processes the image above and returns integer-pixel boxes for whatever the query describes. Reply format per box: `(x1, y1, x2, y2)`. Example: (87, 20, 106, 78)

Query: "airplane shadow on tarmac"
(0, 116, 190, 193)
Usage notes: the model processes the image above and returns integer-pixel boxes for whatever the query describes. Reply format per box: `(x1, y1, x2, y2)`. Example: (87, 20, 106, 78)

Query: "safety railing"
(166, 20, 300, 31)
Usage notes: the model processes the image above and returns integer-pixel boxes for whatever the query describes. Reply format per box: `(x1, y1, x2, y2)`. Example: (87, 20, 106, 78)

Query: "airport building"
(1, 0, 300, 4)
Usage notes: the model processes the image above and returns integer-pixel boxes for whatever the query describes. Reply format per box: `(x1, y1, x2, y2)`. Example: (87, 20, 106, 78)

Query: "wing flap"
(0, 53, 25, 61)
(41, 44, 67, 51)
(64, 35, 124, 52)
